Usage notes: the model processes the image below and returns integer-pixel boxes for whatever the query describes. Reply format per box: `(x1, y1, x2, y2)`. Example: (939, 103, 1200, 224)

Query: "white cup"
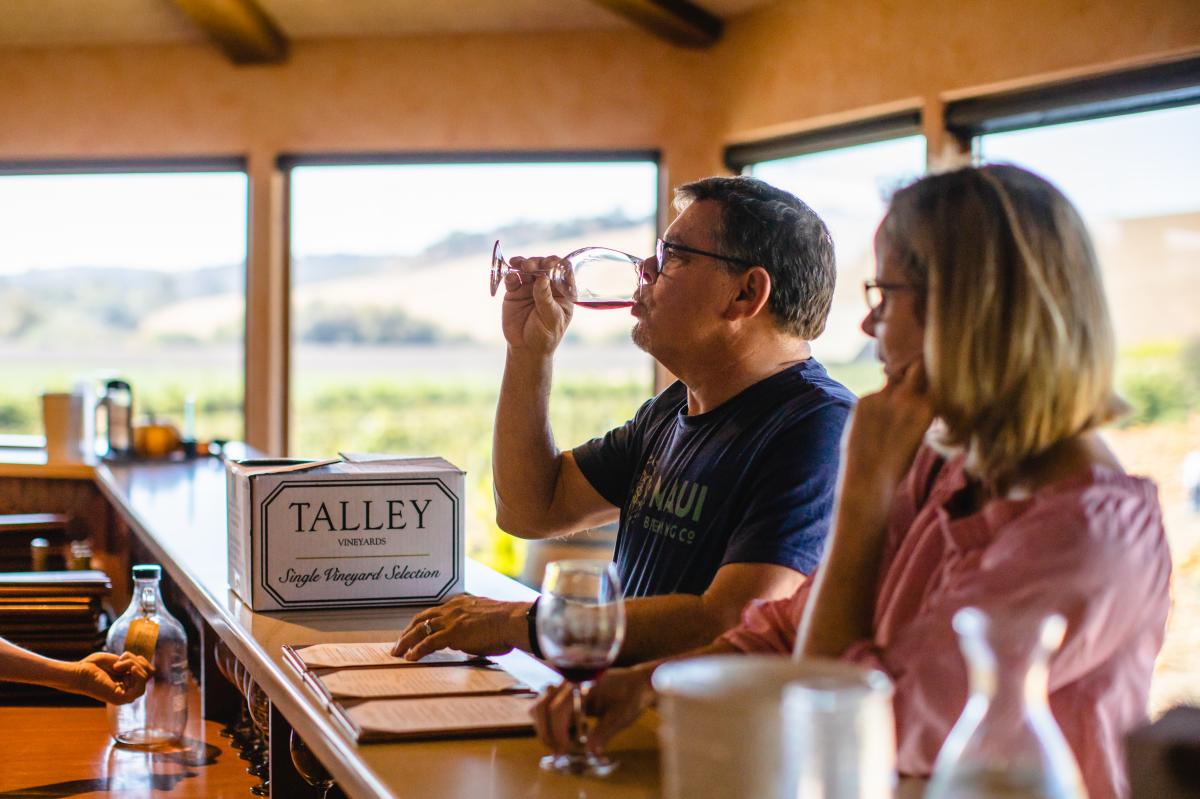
(653, 654, 895, 799)
(41, 391, 85, 463)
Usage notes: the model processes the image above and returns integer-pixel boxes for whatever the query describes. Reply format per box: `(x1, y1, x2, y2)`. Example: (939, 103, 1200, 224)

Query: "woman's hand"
(798, 359, 935, 658)
(532, 665, 655, 756)
(842, 358, 935, 498)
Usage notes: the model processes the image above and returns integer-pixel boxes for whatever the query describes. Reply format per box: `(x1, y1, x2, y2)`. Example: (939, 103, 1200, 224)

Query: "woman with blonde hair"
(533, 164, 1172, 799)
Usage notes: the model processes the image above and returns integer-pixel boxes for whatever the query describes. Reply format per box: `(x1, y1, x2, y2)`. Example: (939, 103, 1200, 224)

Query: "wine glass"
(246, 678, 271, 796)
(224, 650, 258, 755)
(290, 729, 337, 798)
(491, 240, 643, 309)
(536, 559, 626, 777)
(212, 640, 243, 740)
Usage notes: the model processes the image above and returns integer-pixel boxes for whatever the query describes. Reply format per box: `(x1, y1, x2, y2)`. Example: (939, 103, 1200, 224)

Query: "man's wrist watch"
(525, 597, 544, 659)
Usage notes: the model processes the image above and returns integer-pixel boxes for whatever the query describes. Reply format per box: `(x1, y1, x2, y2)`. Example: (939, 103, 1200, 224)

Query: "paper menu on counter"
(282, 641, 537, 743)
(320, 664, 525, 700)
(335, 694, 538, 742)
(291, 641, 485, 670)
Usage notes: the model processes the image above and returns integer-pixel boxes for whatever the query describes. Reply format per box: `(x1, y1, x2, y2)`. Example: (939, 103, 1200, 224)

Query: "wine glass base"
(539, 752, 619, 777)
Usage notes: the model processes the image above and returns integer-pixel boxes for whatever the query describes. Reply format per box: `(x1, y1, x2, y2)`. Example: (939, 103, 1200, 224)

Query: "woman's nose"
(861, 307, 878, 338)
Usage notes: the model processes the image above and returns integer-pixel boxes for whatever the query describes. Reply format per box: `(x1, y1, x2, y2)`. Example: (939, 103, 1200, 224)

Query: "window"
(732, 117, 926, 396)
(285, 157, 658, 575)
(963, 73, 1200, 714)
(0, 165, 247, 446)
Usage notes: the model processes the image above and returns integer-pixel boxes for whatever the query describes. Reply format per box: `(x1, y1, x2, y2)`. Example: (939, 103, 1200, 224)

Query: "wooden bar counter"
(3, 452, 661, 799)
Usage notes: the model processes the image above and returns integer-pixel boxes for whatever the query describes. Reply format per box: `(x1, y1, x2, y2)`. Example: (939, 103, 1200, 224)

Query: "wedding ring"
(423, 620, 434, 637)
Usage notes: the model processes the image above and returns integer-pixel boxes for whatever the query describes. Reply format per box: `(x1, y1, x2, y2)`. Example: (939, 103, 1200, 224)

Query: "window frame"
(277, 149, 664, 453)
(945, 55, 1200, 142)
(724, 110, 923, 173)
(0, 156, 246, 176)
(0, 156, 250, 447)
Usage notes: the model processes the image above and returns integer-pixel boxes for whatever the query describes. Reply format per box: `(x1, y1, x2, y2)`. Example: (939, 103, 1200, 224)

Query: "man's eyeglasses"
(863, 279, 922, 312)
(642, 238, 759, 285)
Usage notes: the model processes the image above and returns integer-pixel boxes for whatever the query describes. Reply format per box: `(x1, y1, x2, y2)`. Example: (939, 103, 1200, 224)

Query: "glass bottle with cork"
(106, 564, 189, 748)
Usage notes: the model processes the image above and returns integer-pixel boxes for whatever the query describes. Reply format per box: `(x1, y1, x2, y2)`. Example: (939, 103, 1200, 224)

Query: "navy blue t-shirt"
(573, 360, 855, 598)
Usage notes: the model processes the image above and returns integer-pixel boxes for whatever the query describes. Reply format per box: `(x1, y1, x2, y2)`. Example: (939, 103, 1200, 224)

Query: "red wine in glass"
(536, 560, 626, 777)
(554, 649, 612, 683)
(573, 299, 635, 310)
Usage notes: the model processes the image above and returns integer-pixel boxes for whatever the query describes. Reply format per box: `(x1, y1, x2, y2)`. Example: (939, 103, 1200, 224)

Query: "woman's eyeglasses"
(863, 280, 922, 312)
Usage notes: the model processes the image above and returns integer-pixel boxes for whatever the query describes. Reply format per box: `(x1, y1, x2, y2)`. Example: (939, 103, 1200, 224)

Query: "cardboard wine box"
(226, 454, 465, 611)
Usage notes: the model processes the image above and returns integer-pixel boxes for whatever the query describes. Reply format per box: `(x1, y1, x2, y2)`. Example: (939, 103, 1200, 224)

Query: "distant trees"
(0, 211, 653, 346)
(1114, 336, 1200, 426)
(296, 303, 464, 345)
(0, 268, 193, 343)
(0, 289, 42, 338)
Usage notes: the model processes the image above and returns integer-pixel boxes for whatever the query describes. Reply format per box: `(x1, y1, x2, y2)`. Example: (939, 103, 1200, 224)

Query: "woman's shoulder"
(1000, 461, 1166, 568)
(1032, 462, 1161, 530)
(1026, 433, 1159, 513)
(991, 432, 1157, 528)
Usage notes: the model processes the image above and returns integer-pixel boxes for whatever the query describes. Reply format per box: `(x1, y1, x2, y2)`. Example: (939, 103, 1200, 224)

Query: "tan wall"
(1, 0, 1197, 449)
(716, 0, 1200, 158)
(10, 1, 1191, 183)
(0, 31, 725, 181)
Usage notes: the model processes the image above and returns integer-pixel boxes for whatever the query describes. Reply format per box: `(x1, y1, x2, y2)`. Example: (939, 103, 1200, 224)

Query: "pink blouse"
(721, 445, 1171, 799)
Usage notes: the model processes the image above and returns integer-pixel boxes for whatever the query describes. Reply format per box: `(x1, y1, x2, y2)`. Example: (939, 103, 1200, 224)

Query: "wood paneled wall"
(0, 477, 127, 601)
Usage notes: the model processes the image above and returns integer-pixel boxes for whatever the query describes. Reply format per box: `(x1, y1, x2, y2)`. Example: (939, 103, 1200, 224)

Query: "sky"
(290, 162, 658, 261)
(0, 104, 1195, 276)
(0, 171, 248, 274)
(0, 161, 656, 275)
(980, 104, 1200, 221)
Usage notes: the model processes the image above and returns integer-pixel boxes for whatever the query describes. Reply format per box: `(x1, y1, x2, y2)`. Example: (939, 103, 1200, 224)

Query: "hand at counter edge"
(393, 595, 531, 661)
(533, 664, 656, 757)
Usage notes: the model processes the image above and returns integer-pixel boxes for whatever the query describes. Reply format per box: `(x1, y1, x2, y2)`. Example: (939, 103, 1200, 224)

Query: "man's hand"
(72, 651, 154, 704)
(392, 596, 530, 661)
(533, 665, 655, 756)
(500, 256, 574, 355)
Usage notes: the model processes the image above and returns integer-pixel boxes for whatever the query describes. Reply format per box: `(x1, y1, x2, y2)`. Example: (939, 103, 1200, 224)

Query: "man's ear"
(725, 265, 772, 321)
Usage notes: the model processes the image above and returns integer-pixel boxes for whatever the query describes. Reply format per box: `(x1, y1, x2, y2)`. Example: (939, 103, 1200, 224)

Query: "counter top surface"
(95, 455, 660, 799)
(0, 446, 98, 479)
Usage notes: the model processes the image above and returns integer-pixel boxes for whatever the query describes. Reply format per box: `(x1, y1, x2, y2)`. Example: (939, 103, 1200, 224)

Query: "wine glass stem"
(572, 681, 591, 754)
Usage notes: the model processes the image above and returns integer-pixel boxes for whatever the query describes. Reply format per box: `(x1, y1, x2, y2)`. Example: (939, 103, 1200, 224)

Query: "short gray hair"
(674, 176, 836, 339)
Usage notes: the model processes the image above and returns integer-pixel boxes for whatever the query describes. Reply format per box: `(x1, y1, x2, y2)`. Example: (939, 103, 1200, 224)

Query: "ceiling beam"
(169, 0, 288, 65)
(589, 0, 724, 48)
